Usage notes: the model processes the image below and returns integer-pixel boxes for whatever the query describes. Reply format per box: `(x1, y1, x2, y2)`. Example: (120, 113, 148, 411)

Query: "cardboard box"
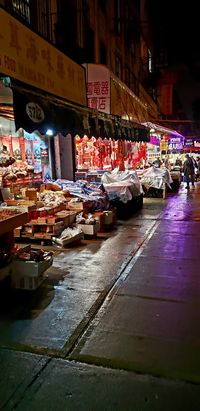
(47, 216, 60, 224)
(37, 217, 47, 224)
(67, 201, 89, 213)
(55, 211, 76, 227)
(104, 211, 113, 225)
(25, 188, 37, 201)
(14, 226, 22, 237)
(23, 226, 34, 235)
(53, 221, 64, 235)
(93, 211, 105, 232)
(77, 221, 100, 236)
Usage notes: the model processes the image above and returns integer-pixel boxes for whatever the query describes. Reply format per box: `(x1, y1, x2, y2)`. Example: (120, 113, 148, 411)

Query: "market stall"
(101, 170, 143, 218)
(0, 207, 28, 281)
(140, 166, 173, 198)
(75, 134, 147, 180)
(0, 207, 54, 289)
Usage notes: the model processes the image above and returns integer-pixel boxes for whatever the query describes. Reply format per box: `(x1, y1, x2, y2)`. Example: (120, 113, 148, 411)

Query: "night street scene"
(1, 1, 200, 410)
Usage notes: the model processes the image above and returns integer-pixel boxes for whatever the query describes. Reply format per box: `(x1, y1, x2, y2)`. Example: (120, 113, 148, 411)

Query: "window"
(11, 0, 30, 23)
(148, 49, 153, 73)
(99, 0, 106, 13)
(100, 41, 107, 65)
(115, 56, 122, 79)
(114, 0, 121, 34)
(130, 73, 139, 95)
(124, 66, 130, 87)
(85, 26, 94, 62)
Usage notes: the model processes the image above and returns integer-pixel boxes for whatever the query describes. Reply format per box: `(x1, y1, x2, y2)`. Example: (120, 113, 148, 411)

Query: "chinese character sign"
(0, 8, 86, 105)
(85, 64, 110, 114)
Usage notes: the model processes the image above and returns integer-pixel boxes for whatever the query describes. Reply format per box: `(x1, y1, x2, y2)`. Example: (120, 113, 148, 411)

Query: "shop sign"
(168, 136, 183, 150)
(168, 137, 182, 144)
(26, 102, 45, 123)
(160, 140, 168, 152)
(184, 139, 194, 147)
(0, 8, 87, 105)
(84, 64, 110, 114)
(150, 136, 160, 146)
(168, 142, 183, 150)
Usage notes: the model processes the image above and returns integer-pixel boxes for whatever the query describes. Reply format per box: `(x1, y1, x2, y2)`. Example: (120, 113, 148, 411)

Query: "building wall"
(0, 0, 157, 114)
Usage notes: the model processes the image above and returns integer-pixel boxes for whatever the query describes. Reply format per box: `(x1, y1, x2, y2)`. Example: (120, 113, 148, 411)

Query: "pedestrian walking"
(183, 154, 195, 189)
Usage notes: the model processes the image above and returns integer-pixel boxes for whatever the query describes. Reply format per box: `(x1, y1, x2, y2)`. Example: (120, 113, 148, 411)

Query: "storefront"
(74, 64, 150, 179)
(0, 6, 87, 188)
(143, 121, 185, 166)
(75, 131, 148, 180)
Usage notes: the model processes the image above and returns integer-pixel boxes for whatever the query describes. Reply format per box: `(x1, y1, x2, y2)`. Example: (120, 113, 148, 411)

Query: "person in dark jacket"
(196, 157, 200, 180)
(183, 154, 195, 189)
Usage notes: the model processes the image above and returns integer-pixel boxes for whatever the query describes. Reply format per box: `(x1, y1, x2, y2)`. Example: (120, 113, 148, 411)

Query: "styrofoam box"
(52, 232, 84, 247)
(77, 221, 100, 235)
(11, 272, 45, 290)
(11, 256, 53, 278)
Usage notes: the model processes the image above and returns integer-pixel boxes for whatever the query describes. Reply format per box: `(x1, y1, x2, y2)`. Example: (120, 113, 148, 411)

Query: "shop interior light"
(46, 129, 53, 136)
(150, 128, 155, 133)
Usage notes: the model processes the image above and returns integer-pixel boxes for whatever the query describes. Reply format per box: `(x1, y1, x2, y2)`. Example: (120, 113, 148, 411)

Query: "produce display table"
(0, 209, 28, 281)
(0, 210, 28, 236)
(139, 166, 173, 199)
(101, 170, 143, 219)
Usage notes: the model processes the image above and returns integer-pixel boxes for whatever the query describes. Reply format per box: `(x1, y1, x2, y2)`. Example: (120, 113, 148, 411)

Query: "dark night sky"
(148, 1, 200, 120)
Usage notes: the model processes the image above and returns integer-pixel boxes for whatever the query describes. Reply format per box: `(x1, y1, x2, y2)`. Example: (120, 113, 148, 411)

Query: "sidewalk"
(72, 184, 200, 383)
(1, 183, 200, 410)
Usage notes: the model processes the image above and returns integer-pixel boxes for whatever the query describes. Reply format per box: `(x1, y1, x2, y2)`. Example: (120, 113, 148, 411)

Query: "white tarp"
(102, 169, 143, 203)
(140, 166, 173, 190)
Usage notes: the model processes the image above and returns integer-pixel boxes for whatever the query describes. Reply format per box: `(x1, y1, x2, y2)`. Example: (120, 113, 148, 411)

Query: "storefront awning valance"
(12, 87, 83, 136)
(142, 122, 184, 138)
(84, 115, 150, 141)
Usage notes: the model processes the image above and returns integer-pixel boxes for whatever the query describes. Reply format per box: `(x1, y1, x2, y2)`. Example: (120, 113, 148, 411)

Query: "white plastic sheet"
(102, 170, 143, 203)
(140, 166, 173, 190)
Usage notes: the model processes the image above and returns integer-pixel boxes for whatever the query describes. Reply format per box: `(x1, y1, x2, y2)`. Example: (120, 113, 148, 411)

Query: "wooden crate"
(0, 212, 28, 236)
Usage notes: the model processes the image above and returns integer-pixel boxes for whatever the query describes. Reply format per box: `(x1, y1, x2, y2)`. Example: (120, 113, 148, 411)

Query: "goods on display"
(0, 208, 29, 282)
(140, 166, 173, 190)
(0, 208, 28, 236)
(52, 226, 84, 246)
(139, 166, 173, 198)
(0, 155, 16, 168)
(11, 246, 53, 290)
(75, 135, 147, 172)
(101, 170, 143, 203)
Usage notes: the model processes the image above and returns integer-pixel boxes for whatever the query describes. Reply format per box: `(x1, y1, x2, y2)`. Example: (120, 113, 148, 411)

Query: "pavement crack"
(4, 357, 52, 410)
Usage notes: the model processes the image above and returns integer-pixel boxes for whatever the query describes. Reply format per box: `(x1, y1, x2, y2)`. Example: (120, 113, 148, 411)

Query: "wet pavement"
(1, 183, 200, 410)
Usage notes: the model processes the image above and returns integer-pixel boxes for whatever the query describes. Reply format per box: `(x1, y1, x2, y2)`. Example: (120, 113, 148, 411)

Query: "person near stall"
(191, 156, 198, 180)
(175, 157, 182, 169)
(183, 154, 195, 189)
(196, 157, 200, 180)
(164, 155, 169, 169)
